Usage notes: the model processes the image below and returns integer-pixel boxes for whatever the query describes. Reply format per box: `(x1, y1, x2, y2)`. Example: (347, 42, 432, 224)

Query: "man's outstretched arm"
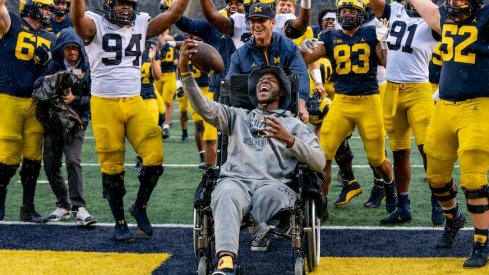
(147, 0, 190, 38)
(71, 0, 96, 42)
(0, 0, 11, 39)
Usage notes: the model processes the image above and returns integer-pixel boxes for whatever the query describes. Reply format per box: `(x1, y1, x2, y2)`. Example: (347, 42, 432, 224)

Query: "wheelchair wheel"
(303, 198, 319, 272)
(193, 209, 200, 260)
(294, 256, 305, 275)
(197, 256, 209, 275)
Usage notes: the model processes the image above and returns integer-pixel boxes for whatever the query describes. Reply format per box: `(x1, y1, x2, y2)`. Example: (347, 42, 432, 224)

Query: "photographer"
(34, 28, 95, 226)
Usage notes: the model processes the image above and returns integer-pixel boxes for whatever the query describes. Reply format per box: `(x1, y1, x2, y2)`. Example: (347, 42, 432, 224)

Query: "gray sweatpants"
(43, 129, 86, 211)
(211, 178, 297, 257)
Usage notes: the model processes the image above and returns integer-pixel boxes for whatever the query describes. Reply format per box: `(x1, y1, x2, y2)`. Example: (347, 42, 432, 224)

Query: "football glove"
(34, 44, 52, 66)
(299, 38, 324, 54)
(376, 19, 389, 45)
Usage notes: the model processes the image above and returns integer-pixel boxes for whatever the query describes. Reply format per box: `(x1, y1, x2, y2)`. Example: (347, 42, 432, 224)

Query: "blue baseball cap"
(248, 2, 275, 19)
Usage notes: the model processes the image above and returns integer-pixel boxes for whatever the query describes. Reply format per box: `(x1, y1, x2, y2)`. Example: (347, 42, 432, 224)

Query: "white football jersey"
(385, 2, 436, 83)
(364, 17, 387, 84)
(230, 13, 296, 49)
(85, 11, 150, 97)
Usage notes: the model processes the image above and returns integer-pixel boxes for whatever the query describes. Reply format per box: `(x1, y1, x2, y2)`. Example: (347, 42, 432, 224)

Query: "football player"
(155, 29, 178, 140)
(301, 0, 394, 209)
(369, 0, 444, 225)
(71, 0, 189, 242)
(410, 0, 489, 267)
(0, 0, 56, 222)
(51, 0, 72, 34)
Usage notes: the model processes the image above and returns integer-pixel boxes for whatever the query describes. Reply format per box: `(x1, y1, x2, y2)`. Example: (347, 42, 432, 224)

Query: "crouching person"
(179, 40, 326, 275)
(34, 28, 96, 226)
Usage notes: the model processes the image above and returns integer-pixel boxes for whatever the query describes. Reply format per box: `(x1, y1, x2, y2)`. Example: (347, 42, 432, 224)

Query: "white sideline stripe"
(0, 221, 474, 231)
(83, 135, 411, 140)
(75, 163, 457, 169)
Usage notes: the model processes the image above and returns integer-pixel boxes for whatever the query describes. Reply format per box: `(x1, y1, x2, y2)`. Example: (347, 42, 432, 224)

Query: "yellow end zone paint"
(311, 257, 489, 274)
(0, 250, 171, 274)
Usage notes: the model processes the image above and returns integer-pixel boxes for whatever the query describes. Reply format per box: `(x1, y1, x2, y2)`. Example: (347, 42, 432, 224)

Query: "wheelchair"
(192, 74, 325, 275)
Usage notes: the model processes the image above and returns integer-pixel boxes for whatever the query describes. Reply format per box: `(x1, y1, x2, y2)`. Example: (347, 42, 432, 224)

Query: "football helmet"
(336, 0, 365, 30)
(103, 0, 138, 26)
(307, 91, 331, 126)
(160, 0, 171, 12)
(444, 0, 483, 21)
(363, 0, 375, 23)
(53, 0, 70, 17)
(405, 0, 421, 17)
(19, 0, 55, 26)
(244, 0, 275, 18)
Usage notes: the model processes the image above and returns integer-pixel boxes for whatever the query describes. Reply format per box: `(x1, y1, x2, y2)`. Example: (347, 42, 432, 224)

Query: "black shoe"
(463, 241, 489, 268)
(0, 206, 4, 220)
(363, 180, 385, 208)
(19, 206, 47, 223)
(384, 182, 397, 213)
(437, 213, 466, 248)
(198, 162, 209, 170)
(129, 204, 153, 236)
(113, 224, 135, 243)
(180, 133, 189, 143)
(431, 194, 445, 226)
(162, 128, 170, 139)
(334, 180, 362, 207)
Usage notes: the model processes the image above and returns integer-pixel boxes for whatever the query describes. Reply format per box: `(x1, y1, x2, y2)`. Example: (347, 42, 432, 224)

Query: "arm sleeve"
(175, 17, 214, 44)
(182, 75, 234, 134)
(288, 122, 326, 172)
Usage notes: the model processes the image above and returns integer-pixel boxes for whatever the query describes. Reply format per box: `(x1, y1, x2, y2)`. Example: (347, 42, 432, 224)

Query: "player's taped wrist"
(301, 0, 311, 9)
(310, 68, 322, 84)
(167, 41, 177, 48)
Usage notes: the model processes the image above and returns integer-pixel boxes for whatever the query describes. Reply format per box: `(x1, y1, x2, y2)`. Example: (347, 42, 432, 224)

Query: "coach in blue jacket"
(226, 2, 310, 122)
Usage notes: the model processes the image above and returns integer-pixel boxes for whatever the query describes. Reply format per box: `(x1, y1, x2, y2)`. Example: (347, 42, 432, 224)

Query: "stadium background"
(1, 0, 487, 274)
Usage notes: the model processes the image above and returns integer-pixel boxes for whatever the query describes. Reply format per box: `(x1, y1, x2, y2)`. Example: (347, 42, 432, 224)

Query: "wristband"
(167, 41, 177, 48)
(301, 0, 311, 9)
(180, 71, 191, 77)
(310, 68, 322, 84)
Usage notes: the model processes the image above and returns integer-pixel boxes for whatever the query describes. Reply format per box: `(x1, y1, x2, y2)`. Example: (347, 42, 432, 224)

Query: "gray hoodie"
(182, 76, 326, 185)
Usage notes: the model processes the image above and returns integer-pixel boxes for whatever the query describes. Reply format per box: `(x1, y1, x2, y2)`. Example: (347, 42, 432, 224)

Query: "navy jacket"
(34, 28, 91, 129)
(227, 32, 310, 101)
(176, 16, 236, 96)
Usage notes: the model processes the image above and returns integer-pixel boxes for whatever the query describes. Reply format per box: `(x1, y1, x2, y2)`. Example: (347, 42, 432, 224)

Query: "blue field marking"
(0, 223, 476, 274)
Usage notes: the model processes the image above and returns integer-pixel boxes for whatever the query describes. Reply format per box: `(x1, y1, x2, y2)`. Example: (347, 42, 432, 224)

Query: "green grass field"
(1, 102, 470, 227)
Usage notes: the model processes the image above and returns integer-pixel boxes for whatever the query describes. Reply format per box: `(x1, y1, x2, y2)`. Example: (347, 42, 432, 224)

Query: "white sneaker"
(47, 207, 70, 222)
(75, 207, 97, 226)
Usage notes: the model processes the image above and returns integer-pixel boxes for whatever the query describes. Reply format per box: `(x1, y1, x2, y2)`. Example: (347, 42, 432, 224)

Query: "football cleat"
(162, 128, 170, 139)
(384, 182, 397, 213)
(436, 213, 466, 248)
(335, 180, 362, 207)
(129, 204, 153, 236)
(380, 207, 412, 224)
(20, 206, 48, 223)
(463, 241, 489, 268)
(431, 194, 445, 226)
(364, 179, 385, 208)
(113, 223, 135, 243)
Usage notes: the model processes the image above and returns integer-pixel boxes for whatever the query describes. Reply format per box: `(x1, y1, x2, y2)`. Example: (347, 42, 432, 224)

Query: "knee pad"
(463, 185, 489, 214)
(138, 165, 164, 188)
(430, 180, 457, 201)
(0, 163, 19, 186)
(335, 139, 354, 165)
(19, 158, 41, 183)
(102, 172, 126, 200)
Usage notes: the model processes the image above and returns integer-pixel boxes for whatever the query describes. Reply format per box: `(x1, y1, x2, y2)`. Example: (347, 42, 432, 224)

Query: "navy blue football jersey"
(140, 49, 162, 99)
(0, 12, 56, 97)
(50, 14, 73, 35)
(429, 41, 442, 84)
(438, 6, 489, 101)
(320, 26, 379, 95)
(160, 43, 177, 73)
(188, 62, 209, 88)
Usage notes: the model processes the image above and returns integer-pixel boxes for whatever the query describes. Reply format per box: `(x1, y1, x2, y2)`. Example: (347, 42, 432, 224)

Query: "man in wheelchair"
(179, 40, 326, 275)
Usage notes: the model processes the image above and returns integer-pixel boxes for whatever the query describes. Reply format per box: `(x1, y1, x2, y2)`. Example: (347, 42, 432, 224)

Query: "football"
(176, 41, 225, 74)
